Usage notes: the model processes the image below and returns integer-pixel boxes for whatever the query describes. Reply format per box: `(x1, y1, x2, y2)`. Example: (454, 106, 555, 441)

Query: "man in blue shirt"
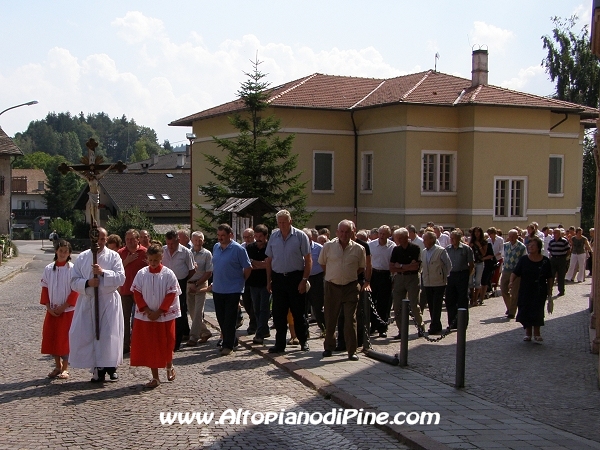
(211, 223, 252, 356)
(266, 210, 312, 353)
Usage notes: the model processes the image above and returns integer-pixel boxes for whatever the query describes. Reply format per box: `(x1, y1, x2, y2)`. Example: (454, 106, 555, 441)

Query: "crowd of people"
(39, 215, 593, 387)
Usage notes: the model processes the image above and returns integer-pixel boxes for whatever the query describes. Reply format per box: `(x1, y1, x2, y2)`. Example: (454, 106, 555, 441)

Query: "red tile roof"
(170, 71, 598, 126)
(0, 126, 23, 156)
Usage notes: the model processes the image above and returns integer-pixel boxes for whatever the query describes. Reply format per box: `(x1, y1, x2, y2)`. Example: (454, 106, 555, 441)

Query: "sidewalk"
(0, 253, 34, 283)
(203, 278, 600, 450)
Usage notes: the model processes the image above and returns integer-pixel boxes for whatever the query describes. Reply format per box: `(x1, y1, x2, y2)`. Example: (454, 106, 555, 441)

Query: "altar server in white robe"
(69, 227, 126, 382)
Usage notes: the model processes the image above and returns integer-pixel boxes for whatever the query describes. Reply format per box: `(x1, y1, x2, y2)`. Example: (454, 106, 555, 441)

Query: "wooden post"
(90, 222, 100, 340)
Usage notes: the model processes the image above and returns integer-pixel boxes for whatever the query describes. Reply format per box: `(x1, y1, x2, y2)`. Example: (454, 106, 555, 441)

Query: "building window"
(19, 200, 32, 210)
(313, 151, 334, 193)
(361, 152, 373, 192)
(0, 176, 4, 195)
(494, 177, 527, 218)
(147, 194, 156, 200)
(161, 194, 171, 200)
(421, 151, 456, 194)
(548, 155, 564, 195)
(38, 181, 45, 191)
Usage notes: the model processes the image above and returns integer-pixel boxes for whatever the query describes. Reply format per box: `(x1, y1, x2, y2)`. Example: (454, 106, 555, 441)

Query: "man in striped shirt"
(548, 228, 570, 297)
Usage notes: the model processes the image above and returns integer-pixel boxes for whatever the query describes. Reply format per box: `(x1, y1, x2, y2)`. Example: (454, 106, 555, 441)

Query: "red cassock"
(40, 261, 78, 356)
(130, 264, 181, 368)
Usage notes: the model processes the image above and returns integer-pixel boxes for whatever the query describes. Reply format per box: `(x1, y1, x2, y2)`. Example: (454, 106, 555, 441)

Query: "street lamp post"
(0, 100, 38, 117)
(186, 132, 196, 231)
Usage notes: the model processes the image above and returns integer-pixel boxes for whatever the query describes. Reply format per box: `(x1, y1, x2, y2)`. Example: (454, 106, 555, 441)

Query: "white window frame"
(420, 150, 457, 196)
(548, 154, 564, 197)
(361, 151, 373, 193)
(312, 150, 334, 194)
(493, 176, 528, 221)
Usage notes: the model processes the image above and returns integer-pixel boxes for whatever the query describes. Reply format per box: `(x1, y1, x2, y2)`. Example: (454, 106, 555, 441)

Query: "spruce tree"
(198, 58, 309, 231)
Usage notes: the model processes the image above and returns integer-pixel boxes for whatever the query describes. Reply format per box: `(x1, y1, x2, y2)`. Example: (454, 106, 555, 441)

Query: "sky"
(0, 0, 594, 147)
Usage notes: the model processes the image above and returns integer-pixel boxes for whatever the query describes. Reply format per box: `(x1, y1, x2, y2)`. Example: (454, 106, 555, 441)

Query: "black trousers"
(213, 292, 241, 350)
(445, 271, 470, 328)
(271, 271, 308, 350)
(174, 278, 190, 351)
(550, 256, 567, 295)
(307, 272, 325, 331)
(370, 270, 392, 332)
(424, 285, 446, 333)
(242, 287, 256, 331)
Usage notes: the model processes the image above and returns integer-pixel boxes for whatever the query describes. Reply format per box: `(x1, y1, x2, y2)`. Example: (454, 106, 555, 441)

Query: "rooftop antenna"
(434, 53, 440, 72)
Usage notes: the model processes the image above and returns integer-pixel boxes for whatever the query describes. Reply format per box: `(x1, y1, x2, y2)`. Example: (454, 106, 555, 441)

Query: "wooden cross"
(58, 138, 126, 340)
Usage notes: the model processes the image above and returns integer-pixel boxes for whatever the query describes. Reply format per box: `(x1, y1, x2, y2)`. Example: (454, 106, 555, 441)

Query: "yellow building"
(170, 51, 597, 231)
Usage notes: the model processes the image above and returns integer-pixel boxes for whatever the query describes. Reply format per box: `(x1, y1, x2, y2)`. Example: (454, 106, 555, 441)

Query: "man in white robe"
(69, 227, 126, 382)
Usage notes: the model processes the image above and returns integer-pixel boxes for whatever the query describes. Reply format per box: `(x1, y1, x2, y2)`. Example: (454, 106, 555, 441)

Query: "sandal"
(56, 371, 70, 379)
(167, 367, 176, 382)
(144, 378, 160, 389)
(523, 336, 532, 342)
(533, 336, 543, 344)
(48, 368, 62, 378)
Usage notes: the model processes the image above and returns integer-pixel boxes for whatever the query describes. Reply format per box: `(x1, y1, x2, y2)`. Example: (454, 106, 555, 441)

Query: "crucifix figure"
(59, 138, 127, 227)
(58, 138, 126, 339)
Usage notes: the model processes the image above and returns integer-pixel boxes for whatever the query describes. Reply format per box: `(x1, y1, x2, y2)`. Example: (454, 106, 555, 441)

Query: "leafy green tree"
(49, 217, 74, 239)
(105, 207, 156, 239)
(198, 58, 309, 231)
(542, 16, 600, 231)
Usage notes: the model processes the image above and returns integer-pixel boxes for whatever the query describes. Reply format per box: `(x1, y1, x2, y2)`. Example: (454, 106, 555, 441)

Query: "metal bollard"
(455, 308, 468, 388)
(399, 298, 409, 367)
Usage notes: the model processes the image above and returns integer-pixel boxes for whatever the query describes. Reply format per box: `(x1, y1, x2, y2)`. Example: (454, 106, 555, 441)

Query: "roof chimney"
(471, 49, 488, 87)
(152, 154, 159, 165)
(177, 153, 185, 168)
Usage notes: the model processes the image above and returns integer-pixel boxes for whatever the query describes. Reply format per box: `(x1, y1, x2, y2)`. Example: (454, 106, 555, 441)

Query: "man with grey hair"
(390, 227, 423, 338)
(368, 225, 395, 337)
(186, 231, 213, 345)
(320, 220, 366, 360)
(177, 229, 191, 249)
(266, 210, 312, 353)
(421, 231, 452, 335)
(501, 229, 527, 318)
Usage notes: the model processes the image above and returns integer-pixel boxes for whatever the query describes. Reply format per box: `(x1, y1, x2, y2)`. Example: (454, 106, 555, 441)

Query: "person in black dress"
(510, 236, 554, 344)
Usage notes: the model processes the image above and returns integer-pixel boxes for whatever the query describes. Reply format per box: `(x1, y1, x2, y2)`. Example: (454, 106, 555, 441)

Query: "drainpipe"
(351, 110, 358, 226)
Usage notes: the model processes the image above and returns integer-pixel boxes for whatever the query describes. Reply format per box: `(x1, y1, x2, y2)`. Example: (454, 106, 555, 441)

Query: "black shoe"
(300, 343, 310, 352)
(379, 332, 387, 338)
(392, 334, 401, 340)
(507, 314, 515, 319)
(322, 349, 333, 357)
(505, 310, 509, 315)
(246, 327, 256, 335)
(558, 292, 565, 297)
(348, 354, 359, 361)
(90, 377, 105, 383)
(268, 347, 284, 354)
(428, 329, 441, 335)
(109, 372, 119, 381)
(334, 345, 346, 352)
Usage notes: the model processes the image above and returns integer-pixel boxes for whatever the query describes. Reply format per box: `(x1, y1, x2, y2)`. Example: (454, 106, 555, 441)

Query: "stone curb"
(203, 314, 450, 450)
(0, 255, 35, 283)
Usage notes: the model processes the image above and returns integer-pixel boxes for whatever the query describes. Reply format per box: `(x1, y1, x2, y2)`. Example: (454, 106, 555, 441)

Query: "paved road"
(366, 279, 600, 444)
(0, 256, 406, 450)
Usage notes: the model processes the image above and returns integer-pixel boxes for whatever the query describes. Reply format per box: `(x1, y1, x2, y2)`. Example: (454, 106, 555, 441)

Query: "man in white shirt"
(368, 225, 395, 338)
(408, 224, 424, 250)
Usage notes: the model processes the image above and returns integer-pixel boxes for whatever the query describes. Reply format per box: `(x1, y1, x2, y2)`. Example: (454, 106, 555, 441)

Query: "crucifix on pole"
(58, 138, 126, 339)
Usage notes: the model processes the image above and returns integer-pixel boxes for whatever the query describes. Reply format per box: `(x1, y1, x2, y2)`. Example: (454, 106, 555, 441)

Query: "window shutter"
(314, 152, 333, 191)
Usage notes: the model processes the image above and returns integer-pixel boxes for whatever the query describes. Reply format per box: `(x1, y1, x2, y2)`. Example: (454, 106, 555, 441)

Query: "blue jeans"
(249, 286, 271, 338)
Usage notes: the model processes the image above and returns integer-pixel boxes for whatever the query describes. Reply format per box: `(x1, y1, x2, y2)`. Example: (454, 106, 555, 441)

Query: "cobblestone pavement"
(0, 257, 406, 450)
(366, 279, 600, 443)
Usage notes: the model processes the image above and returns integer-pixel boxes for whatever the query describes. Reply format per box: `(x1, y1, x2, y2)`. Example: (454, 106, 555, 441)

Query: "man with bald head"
(501, 229, 527, 319)
(69, 227, 126, 382)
